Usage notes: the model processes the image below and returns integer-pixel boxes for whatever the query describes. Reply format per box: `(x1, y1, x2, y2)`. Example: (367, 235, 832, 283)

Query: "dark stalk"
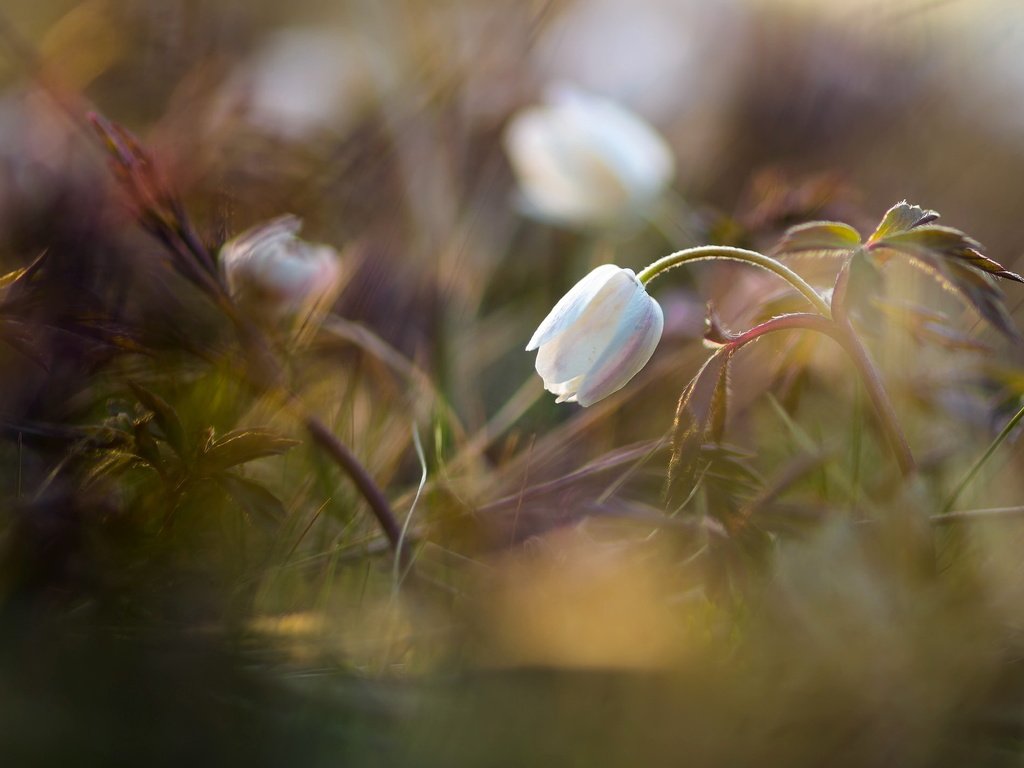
(304, 415, 409, 568)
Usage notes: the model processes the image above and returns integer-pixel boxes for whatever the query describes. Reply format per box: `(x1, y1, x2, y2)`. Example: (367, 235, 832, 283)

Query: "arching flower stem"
(637, 246, 832, 318)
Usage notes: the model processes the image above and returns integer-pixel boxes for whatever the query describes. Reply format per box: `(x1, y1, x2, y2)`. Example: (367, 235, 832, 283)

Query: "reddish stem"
(725, 312, 916, 477)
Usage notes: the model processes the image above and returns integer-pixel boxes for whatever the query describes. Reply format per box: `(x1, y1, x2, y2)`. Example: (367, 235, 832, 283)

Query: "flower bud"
(220, 216, 342, 320)
(504, 87, 675, 228)
(527, 265, 664, 406)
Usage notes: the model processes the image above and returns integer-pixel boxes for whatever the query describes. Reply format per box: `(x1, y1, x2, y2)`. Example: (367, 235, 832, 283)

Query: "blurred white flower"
(504, 87, 675, 228)
(220, 216, 342, 319)
(527, 264, 663, 406)
(528, 0, 748, 182)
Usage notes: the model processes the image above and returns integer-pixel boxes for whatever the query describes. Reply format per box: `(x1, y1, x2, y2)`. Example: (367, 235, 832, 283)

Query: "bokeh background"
(5, 0, 1024, 765)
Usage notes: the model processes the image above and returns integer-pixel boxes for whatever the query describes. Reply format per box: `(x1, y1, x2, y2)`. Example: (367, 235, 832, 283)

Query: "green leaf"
(217, 473, 287, 526)
(868, 225, 1023, 339)
(868, 200, 938, 243)
(773, 221, 861, 254)
(873, 225, 1023, 283)
(871, 224, 977, 260)
(841, 249, 885, 334)
(940, 261, 1021, 342)
(668, 349, 733, 503)
(202, 428, 300, 473)
(129, 382, 187, 457)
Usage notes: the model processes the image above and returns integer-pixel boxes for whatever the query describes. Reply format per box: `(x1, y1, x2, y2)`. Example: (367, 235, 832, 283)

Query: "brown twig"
(304, 414, 409, 568)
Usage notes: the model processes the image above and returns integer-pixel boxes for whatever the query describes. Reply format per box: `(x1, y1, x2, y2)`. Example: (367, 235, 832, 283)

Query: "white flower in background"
(528, 0, 747, 185)
(503, 87, 675, 228)
(527, 265, 664, 406)
(220, 216, 342, 319)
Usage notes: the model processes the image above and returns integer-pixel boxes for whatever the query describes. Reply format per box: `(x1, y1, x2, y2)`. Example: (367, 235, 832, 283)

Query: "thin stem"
(393, 423, 427, 592)
(636, 246, 832, 318)
(941, 398, 1024, 514)
(829, 261, 915, 477)
(932, 506, 1024, 525)
(832, 323, 916, 477)
(724, 312, 915, 477)
(305, 414, 410, 568)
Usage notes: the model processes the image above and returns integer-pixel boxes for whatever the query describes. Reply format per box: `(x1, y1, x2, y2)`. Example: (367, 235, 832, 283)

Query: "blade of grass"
(941, 398, 1024, 513)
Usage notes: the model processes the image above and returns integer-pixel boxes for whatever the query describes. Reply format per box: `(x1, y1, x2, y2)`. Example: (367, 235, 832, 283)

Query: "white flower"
(527, 265, 664, 406)
(503, 87, 675, 228)
(220, 215, 342, 318)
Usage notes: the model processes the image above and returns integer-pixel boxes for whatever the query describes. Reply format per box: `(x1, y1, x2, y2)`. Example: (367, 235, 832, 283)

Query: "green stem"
(637, 246, 832, 318)
(831, 322, 916, 478)
(942, 398, 1024, 514)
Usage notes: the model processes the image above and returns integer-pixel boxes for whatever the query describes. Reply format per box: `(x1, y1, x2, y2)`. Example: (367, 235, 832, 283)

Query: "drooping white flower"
(503, 87, 675, 228)
(527, 265, 664, 406)
(220, 215, 342, 319)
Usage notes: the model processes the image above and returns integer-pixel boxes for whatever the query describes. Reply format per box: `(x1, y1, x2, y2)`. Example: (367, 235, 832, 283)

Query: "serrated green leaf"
(892, 254, 1020, 341)
(941, 261, 1021, 342)
(773, 221, 861, 254)
(129, 382, 187, 457)
(871, 224, 982, 261)
(868, 200, 939, 243)
(961, 248, 1024, 283)
(868, 225, 1023, 339)
(668, 350, 733, 503)
(202, 428, 300, 473)
(840, 249, 885, 333)
(217, 473, 287, 526)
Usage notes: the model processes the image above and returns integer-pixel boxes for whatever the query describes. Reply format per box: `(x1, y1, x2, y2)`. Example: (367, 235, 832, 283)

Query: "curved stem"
(724, 313, 915, 477)
(305, 414, 410, 569)
(941, 398, 1024, 514)
(637, 246, 832, 318)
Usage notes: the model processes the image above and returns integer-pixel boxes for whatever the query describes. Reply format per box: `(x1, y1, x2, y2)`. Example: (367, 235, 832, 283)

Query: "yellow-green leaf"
(774, 221, 862, 254)
(868, 201, 938, 243)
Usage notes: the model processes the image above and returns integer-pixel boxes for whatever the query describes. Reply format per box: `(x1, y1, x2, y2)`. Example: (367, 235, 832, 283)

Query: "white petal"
(220, 215, 304, 295)
(550, 375, 585, 403)
(565, 93, 675, 204)
(219, 216, 342, 317)
(526, 264, 623, 351)
(574, 291, 664, 407)
(224, 215, 303, 261)
(534, 270, 641, 383)
(508, 86, 674, 223)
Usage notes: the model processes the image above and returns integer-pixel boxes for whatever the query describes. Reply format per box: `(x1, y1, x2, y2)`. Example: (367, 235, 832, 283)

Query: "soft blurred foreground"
(5, 1, 1024, 766)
